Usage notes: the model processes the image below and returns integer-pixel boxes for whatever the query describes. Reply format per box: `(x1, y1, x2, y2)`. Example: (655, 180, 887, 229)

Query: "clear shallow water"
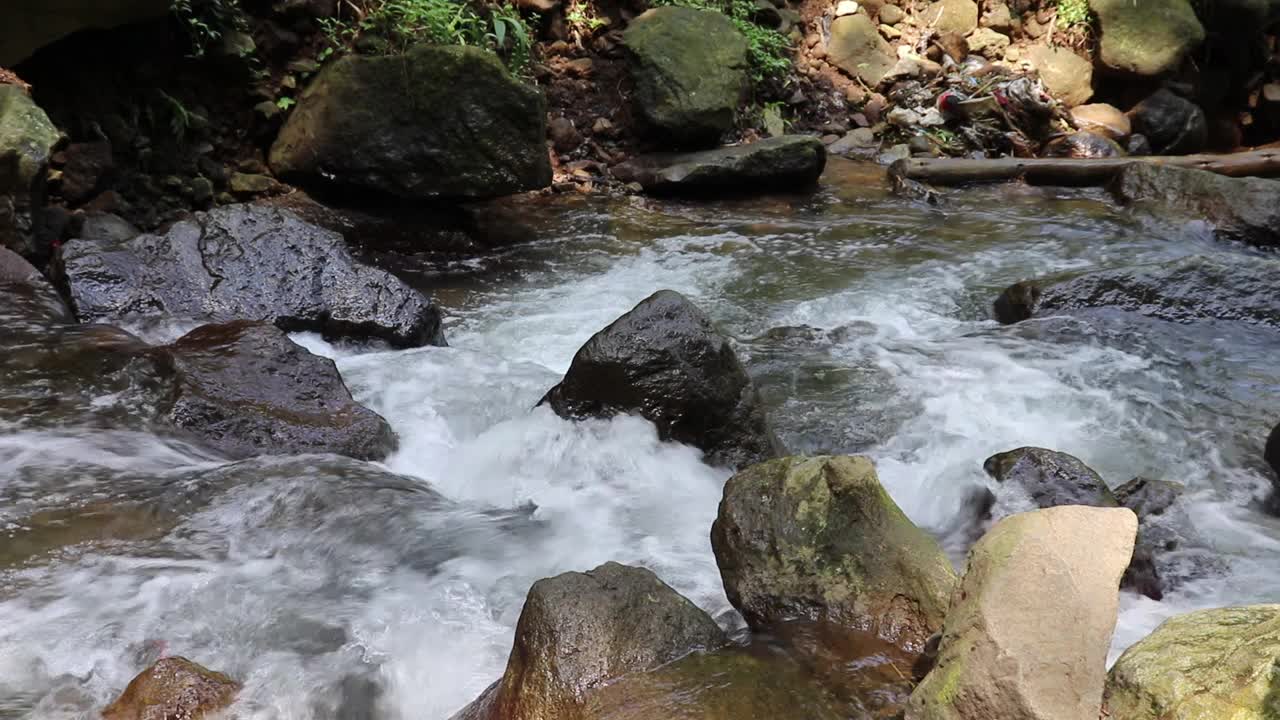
(3, 159, 1279, 717)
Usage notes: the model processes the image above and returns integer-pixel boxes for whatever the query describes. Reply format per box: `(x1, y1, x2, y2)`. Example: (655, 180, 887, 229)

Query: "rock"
(102, 656, 239, 720)
(827, 13, 897, 85)
(228, 172, 280, 196)
(610, 135, 826, 194)
(453, 562, 726, 720)
(1112, 476, 1218, 590)
(1092, 0, 1204, 76)
(59, 204, 445, 347)
(1126, 133, 1152, 155)
(76, 211, 139, 243)
(966, 28, 1009, 57)
(269, 45, 550, 199)
(934, 31, 970, 62)
(0, 0, 169, 66)
(1026, 45, 1093, 107)
(992, 281, 1041, 324)
(984, 447, 1119, 508)
(828, 127, 879, 156)
(836, 0, 860, 15)
(1105, 605, 1280, 720)
(622, 7, 748, 146)
(548, 116, 580, 152)
(1128, 89, 1207, 154)
(711, 455, 956, 650)
(163, 321, 397, 460)
(1113, 164, 1280, 248)
(880, 3, 906, 22)
(923, 0, 979, 33)
(0, 85, 60, 260)
(1070, 103, 1131, 140)
(541, 290, 783, 469)
(1044, 130, 1125, 158)
(907, 506, 1136, 720)
(57, 141, 114, 205)
(1268, 423, 1280, 481)
(0, 245, 73, 324)
(982, 2, 1013, 31)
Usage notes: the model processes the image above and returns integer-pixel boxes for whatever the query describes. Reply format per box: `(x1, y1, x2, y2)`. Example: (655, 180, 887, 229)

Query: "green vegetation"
(1055, 0, 1092, 26)
(651, 0, 793, 82)
(171, 0, 249, 57)
(318, 0, 535, 72)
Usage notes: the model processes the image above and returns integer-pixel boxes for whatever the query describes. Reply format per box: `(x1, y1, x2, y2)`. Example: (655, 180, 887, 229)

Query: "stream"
(2, 159, 1278, 718)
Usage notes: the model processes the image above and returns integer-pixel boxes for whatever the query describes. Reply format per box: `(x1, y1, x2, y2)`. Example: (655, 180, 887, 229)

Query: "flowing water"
(2, 159, 1278, 718)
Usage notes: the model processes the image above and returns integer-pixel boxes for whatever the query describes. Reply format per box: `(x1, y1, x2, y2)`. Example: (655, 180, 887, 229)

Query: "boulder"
(269, 45, 550, 199)
(0, 245, 74, 325)
(610, 135, 827, 194)
(923, 0, 979, 34)
(965, 28, 1010, 58)
(541, 290, 783, 470)
(59, 204, 445, 347)
(711, 455, 956, 650)
(1105, 605, 1280, 720)
(0, 0, 169, 66)
(1070, 103, 1131, 140)
(906, 506, 1138, 720)
(1091, 0, 1204, 76)
(102, 656, 239, 720)
(1113, 163, 1280, 248)
(622, 7, 748, 146)
(1026, 45, 1093, 107)
(1113, 476, 1221, 589)
(1127, 89, 1207, 154)
(992, 281, 1040, 324)
(0, 85, 60, 260)
(984, 447, 1160, 599)
(453, 562, 726, 720)
(163, 321, 397, 461)
(827, 14, 896, 86)
(1001, 255, 1280, 327)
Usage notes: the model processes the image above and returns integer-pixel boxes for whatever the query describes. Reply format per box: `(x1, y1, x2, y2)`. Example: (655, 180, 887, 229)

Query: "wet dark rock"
(622, 7, 748, 145)
(997, 255, 1280, 327)
(102, 656, 239, 720)
(1044, 131, 1125, 158)
(0, 245, 74, 325)
(1126, 133, 1152, 156)
(162, 321, 397, 461)
(1268, 423, 1280, 482)
(269, 45, 550, 199)
(453, 561, 726, 720)
(59, 204, 445, 347)
(712, 455, 956, 651)
(1113, 476, 1222, 591)
(1128, 89, 1207, 155)
(57, 140, 115, 204)
(612, 136, 826, 195)
(541, 290, 784, 469)
(1112, 164, 1280, 249)
(992, 281, 1041, 324)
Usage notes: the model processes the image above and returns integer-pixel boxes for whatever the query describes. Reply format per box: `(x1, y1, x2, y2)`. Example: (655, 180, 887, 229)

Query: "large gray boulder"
(611, 135, 827, 194)
(1090, 0, 1204, 76)
(993, 255, 1280, 328)
(541, 290, 784, 470)
(453, 562, 726, 720)
(907, 506, 1138, 720)
(0, 86, 60, 260)
(622, 7, 748, 146)
(164, 321, 397, 460)
(269, 45, 551, 200)
(1114, 163, 1280, 248)
(59, 204, 445, 347)
(1105, 605, 1280, 720)
(0, 0, 168, 66)
(711, 455, 956, 651)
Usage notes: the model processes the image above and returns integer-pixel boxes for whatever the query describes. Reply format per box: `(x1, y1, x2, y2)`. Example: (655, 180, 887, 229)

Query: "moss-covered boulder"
(0, 0, 168, 66)
(1105, 605, 1280, 720)
(0, 86, 60, 259)
(611, 135, 826, 194)
(269, 45, 551, 200)
(102, 656, 239, 720)
(907, 506, 1137, 720)
(711, 455, 956, 651)
(454, 562, 726, 720)
(622, 7, 748, 146)
(1090, 0, 1204, 76)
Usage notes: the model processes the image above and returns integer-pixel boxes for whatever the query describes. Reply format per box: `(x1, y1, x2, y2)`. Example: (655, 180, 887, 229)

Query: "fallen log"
(888, 149, 1280, 186)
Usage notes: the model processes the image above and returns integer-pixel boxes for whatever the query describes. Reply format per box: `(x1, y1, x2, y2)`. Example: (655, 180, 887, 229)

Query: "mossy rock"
(269, 45, 551, 200)
(0, 86, 60, 258)
(622, 7, 748, 147)
(1090, 0, 1204, 76)
(1105, 605, 1280, 720)
(711, 455, 956, 651)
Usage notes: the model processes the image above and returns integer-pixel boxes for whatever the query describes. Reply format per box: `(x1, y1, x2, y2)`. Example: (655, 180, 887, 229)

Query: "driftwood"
(888, 149, 1280, 187)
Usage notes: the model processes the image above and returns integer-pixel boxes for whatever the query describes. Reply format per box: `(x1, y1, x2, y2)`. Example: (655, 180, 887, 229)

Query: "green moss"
(648, 0, 793, 83)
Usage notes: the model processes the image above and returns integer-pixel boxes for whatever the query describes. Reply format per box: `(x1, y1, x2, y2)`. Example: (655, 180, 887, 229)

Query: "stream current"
(2, 160, 1278, 718)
